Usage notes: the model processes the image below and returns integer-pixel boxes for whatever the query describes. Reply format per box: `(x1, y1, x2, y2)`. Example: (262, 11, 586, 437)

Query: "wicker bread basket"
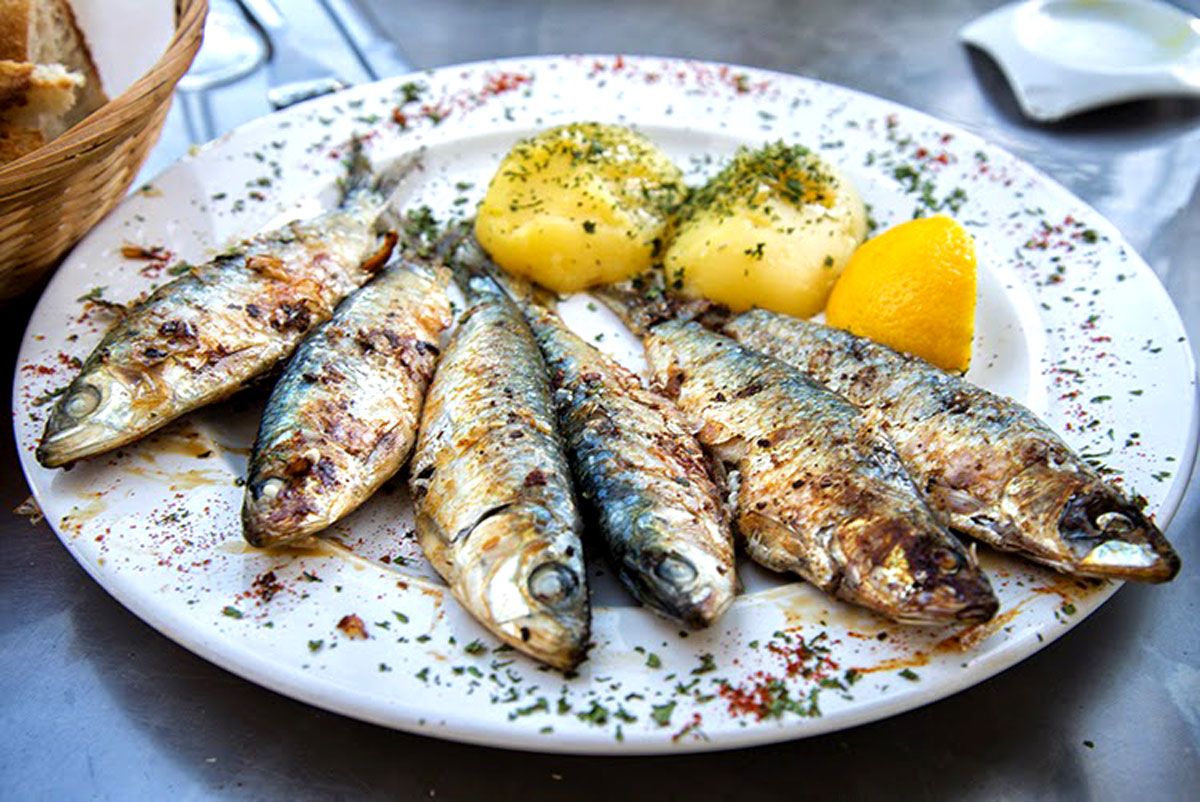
(0, 0, 206, 300)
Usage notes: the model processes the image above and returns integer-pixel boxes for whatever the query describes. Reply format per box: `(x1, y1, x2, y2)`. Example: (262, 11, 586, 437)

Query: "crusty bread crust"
(0, 59, 35, 111)
(0, 0, 34, 62)
(0, 59, 82, 135)
(0, 123, 44, 163)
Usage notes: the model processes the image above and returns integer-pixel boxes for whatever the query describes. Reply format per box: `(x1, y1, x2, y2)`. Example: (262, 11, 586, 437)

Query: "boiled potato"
(665, 142, 867, 318)
(475, 122, 684, 293)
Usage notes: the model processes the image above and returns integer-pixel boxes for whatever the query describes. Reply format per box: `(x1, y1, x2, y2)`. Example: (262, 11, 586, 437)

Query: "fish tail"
(336, 136, 424, 215)
(458, 238, 545, 304)
(388, 215, 468, 281)
(335, 135, 376, 205)
(593, 282, 676, 335)
(444, 233, 519, 302)
(373, 148, 425, 206)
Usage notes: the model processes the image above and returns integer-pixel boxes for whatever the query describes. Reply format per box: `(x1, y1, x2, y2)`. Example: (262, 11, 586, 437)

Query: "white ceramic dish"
(13, 56, 1197, 754)
(961, 0, 1200, 121)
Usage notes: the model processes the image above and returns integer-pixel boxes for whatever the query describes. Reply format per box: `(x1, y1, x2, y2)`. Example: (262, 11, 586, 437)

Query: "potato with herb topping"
(474, 122, 685, 293)
(665, 142, 867, 318)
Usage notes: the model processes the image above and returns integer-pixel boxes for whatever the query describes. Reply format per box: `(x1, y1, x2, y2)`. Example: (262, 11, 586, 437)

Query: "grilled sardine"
(243, 254, 453, 548)
(408, 271, 589, 669)
(723, 311, 1181, 582)
(467, 252, 739, 627)
(37, 141, 412, 468)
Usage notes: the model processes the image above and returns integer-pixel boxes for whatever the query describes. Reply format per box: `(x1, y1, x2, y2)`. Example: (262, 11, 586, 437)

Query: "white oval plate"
(13, 56, 1197, 754)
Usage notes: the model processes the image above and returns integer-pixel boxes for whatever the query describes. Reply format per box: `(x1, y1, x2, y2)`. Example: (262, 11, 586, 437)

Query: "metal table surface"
(3, 0, 1198, 798)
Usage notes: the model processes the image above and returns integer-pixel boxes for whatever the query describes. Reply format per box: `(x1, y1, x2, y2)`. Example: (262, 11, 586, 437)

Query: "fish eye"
(655, 554, 698, 586)
(528, 562, 578, 604)
(932, 547, 963, 574)
(64, 384, 101, 418)
(1095, 511, 1133, 535)
(254, 477, 287, 500)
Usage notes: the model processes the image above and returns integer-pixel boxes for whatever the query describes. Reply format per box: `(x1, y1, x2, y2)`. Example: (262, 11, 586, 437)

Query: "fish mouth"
(1076, 539, 1178, 581)
(863, 536, 1000, 626)
(451, 504, 590, 669)
(36, 381, 125, 468)
(493, 610, 590, 670)
(891, 585, 999, 626)
(1059, 486, 1180, 583)
(242, 475, 333, 548)
(888, 564, 1000, 625)
(924, 552, 1000, 625)
(621, 547, 738, 628)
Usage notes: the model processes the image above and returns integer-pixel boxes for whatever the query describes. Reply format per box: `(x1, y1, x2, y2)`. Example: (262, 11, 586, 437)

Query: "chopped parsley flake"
(576, 702, 609, 726)
(651, 701, 676, 726)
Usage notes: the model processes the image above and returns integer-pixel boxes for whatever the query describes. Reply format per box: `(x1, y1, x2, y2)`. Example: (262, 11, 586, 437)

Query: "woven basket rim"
(0, 0, 207, 182)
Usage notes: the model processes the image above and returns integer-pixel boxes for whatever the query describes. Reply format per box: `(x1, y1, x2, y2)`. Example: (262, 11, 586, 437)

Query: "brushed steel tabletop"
(2, 0, 1197, 798)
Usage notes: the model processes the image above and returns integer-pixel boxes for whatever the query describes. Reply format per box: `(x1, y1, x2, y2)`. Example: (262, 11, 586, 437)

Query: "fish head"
(36, 367, 144, 468)
(1057, 481, 1180, 582)
(452, 502, 590, 669)
(1001, 462, 1181, 583)
(619, 506, 739, 628)
(242, 461, 335, 548)
(852, 518, 999, 626)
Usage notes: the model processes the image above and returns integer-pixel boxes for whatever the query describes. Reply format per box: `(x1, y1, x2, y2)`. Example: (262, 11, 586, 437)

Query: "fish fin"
(335, 135, 375, 205)
(592, 283, 673, 336)
(360, 230, 399, 274)
(373, 147, 426, 205)
(445, 233, 513, 301)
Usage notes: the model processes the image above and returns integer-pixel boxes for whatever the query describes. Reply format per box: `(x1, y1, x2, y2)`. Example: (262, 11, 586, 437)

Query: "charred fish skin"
(522, 302, 738, 629)
(36, 145, 406, 469)
(723, 310, 1181, 583)
(242, 260, 453, 548)
(643, 319, 998, 625)
(408, 278, 589, 669)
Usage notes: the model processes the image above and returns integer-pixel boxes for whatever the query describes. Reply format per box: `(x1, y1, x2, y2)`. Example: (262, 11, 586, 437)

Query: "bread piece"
(0, 0, 106, 128)
(0, 122, 43, 163)
(0, 59, 82, 135)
